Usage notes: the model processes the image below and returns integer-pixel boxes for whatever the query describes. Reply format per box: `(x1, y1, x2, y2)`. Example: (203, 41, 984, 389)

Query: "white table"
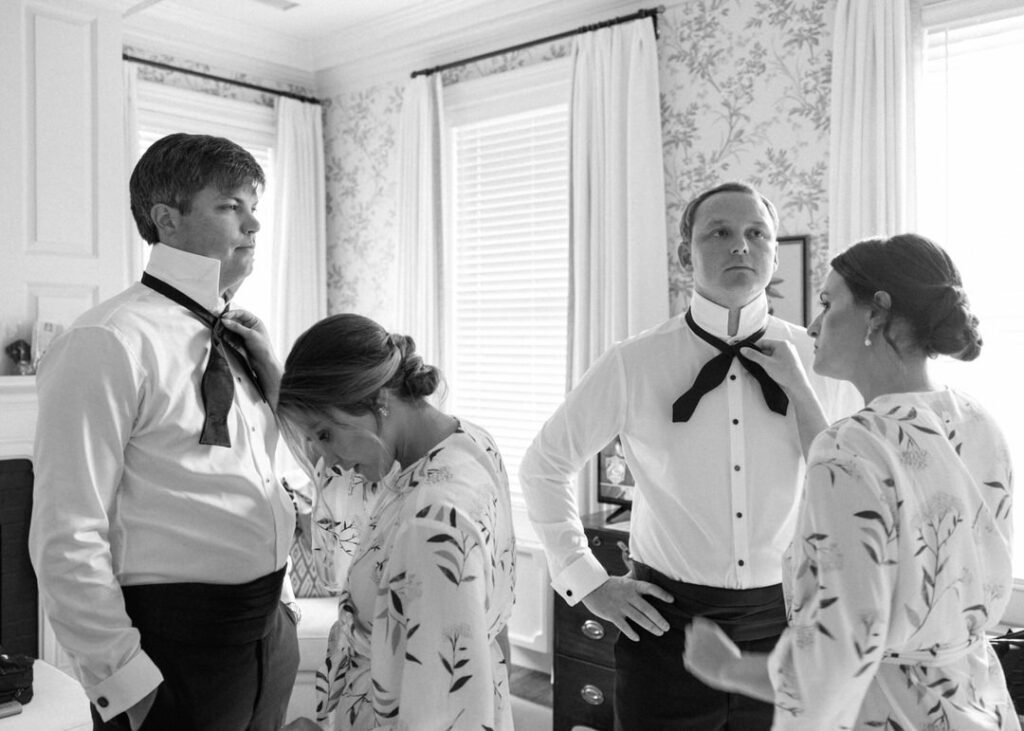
(1, 661, 90, 731)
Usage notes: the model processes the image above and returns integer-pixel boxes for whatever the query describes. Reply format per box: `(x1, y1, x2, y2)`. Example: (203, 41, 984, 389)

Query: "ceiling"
(111, 0, 663, 93)
(122, 0, 457, 41)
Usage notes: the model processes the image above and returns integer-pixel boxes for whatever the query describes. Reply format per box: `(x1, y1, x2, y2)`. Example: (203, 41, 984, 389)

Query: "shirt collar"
(689, 290, 769, 342)
(145, 244, 224, 312)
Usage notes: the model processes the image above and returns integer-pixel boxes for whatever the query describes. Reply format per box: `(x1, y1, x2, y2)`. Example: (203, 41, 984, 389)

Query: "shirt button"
(97, 697, 109, 708)
(237, 376, 242, 383)
(734, 465, 741, 471)
(736, 512, 743, 518)
(566, 589, 573, 597)
(729, 374, 737, 381)
(738, 560, 745, 566)
(732, 418, 739, 425)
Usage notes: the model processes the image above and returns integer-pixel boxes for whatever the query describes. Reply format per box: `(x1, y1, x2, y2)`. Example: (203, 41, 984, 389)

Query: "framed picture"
(596, 438, 633, 523)
(768, 235, 810, 325)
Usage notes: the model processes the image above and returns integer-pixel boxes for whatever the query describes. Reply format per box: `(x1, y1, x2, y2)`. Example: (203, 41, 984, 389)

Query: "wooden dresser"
(552, 511, 630, 731)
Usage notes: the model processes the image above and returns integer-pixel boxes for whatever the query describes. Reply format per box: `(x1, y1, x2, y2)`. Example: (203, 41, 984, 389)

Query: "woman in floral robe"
(682, 234, 1019, 729)
(261, 313, 516, 730)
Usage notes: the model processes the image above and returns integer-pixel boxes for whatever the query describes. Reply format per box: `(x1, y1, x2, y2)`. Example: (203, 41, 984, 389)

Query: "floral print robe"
(768, 390, 1019, 730)
(309, 420, 516, 730)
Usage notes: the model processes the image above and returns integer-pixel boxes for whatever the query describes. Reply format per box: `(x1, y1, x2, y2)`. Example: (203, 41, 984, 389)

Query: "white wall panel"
(28, 283, 99, 326)
(0, 0, 125, 376)
(31, 10, 95, 252)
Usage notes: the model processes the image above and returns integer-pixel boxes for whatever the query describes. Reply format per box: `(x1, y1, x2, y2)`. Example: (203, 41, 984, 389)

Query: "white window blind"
(444, 62, 570, 498)
(134, 79, 277, 325)
(917, 8, 1024, 606)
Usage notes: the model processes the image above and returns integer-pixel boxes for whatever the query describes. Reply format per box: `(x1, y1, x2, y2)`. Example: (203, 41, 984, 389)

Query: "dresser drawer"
(554, 597, 618, 666)
(553, 653, 616, 731)
(587, 528, 630, 576)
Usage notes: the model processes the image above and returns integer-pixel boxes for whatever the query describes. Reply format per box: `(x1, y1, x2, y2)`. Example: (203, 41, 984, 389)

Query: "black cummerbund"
(633, 562, 786, 643)
(122, 566, 286, 646)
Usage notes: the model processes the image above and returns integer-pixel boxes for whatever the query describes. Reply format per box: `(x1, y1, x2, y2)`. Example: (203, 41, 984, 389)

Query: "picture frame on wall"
(768, 235, 810, 326)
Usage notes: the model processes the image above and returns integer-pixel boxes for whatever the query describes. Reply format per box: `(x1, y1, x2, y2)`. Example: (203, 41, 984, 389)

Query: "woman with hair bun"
(223, 313, 516, 730)
(681, 234, 1018, 729)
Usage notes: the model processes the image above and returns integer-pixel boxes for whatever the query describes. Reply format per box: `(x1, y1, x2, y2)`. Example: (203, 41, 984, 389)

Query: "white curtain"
(828, 0, 922, 255)
(394, 74, 445, 375)
(123, 62, 144, 278)
(568, 19, 669, 386)
(271, 97, 327, 359)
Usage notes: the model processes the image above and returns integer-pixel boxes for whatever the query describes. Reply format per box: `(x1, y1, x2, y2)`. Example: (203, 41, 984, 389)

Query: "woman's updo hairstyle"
(831, 233, 981, 361)
(277, 313, 443, 425)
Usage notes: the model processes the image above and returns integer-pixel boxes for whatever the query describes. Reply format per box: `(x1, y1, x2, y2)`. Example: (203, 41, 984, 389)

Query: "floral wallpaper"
(659, 0, 834, 315)
(322, 86, 402, 322)
(323, 0, 837, 323)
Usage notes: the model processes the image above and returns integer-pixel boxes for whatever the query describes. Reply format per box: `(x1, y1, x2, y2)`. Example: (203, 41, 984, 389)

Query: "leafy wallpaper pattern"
(323, 0, 837, 322)
(660, 0, 834, 315)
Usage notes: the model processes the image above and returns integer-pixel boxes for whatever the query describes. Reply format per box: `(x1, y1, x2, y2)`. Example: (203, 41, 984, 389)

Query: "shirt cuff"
(87, 650, 164, 722)
(281, 559, 297, 606)
(551, 552, 610, 606)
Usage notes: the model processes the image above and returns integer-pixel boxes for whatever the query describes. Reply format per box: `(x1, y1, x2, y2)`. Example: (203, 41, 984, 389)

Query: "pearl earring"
(864, 329, 872, 347)
(378, 406, 389, 418)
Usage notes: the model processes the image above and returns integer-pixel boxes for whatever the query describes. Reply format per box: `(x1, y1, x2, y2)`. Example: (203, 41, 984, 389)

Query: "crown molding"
(117, 0, 674, 97)
(122, 3, 317, 90)
(313, 0, 654, 96)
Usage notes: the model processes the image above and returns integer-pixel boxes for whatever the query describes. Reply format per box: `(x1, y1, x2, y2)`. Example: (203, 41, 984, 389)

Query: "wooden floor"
(509, 664, 553, 707)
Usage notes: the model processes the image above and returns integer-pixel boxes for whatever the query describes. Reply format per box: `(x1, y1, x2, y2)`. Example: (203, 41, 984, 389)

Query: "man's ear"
(150, 203, 179, 242)
(677, 242, 692, 270)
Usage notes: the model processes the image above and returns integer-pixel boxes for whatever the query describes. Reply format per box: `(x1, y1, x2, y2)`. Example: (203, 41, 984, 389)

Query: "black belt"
(122, 566, 286, 646)
(633, 562, 786, 643)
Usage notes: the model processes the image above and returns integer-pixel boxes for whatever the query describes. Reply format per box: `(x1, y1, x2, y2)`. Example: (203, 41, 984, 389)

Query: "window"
(133, 79, 277, 326)
(917, 3, 1024, 617)
(443, 61, 571, 504)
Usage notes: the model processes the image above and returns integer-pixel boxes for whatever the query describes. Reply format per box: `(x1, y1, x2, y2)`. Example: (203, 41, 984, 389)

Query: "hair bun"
(926, 285, 982, 361)
(389, 333, 442, 398)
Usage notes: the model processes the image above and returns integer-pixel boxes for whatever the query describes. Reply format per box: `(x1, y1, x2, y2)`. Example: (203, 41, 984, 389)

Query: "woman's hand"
(682, 617, 742, 691)
(220, 310, 282, 407)
(740, 338, 811, 397)
(742, 338, 828, 458)
(683, 617, 776, 702)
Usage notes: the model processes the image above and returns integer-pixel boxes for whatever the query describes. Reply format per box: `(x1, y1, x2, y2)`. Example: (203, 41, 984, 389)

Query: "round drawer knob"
(590, 535, 602, 547)
(580, 619, 606, 640)
(580, 684, 605, 706)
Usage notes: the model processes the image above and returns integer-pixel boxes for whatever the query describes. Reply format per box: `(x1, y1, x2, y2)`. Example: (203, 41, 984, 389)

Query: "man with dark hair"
(520, 181, 860, 728)
(30, 133, 299, 730)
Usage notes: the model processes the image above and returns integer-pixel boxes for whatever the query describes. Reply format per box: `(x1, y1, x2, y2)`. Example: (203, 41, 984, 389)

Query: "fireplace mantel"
(0, 375, 69, 670)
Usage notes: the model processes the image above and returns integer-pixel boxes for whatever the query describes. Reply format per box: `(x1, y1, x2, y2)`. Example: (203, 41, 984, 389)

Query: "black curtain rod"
(123, 54, 322, 106)
(410, 5, 664, 79)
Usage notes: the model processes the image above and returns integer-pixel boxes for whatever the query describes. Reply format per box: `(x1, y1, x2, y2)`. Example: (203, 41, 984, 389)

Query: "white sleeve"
(519, 346, 627, 605)
(29, 327, 163, 720)
(768, 427, 894, 729)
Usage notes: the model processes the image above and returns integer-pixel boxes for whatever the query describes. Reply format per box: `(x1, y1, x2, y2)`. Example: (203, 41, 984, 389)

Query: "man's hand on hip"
(581, 576, 674, 641)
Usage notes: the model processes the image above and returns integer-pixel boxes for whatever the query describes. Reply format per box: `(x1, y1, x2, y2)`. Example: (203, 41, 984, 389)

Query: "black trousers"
(92, 569, 299, 731)
(614, 563, 786, 731)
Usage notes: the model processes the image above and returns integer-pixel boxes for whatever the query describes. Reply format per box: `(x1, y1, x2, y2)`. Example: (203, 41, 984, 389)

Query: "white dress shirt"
(29, 244, 296, 720)
(519, 291, 861, 606)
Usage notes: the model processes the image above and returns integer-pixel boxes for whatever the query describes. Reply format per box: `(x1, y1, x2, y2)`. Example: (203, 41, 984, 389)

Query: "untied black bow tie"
(671, 309, 789, 422)
(142, 272, 265, 447)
